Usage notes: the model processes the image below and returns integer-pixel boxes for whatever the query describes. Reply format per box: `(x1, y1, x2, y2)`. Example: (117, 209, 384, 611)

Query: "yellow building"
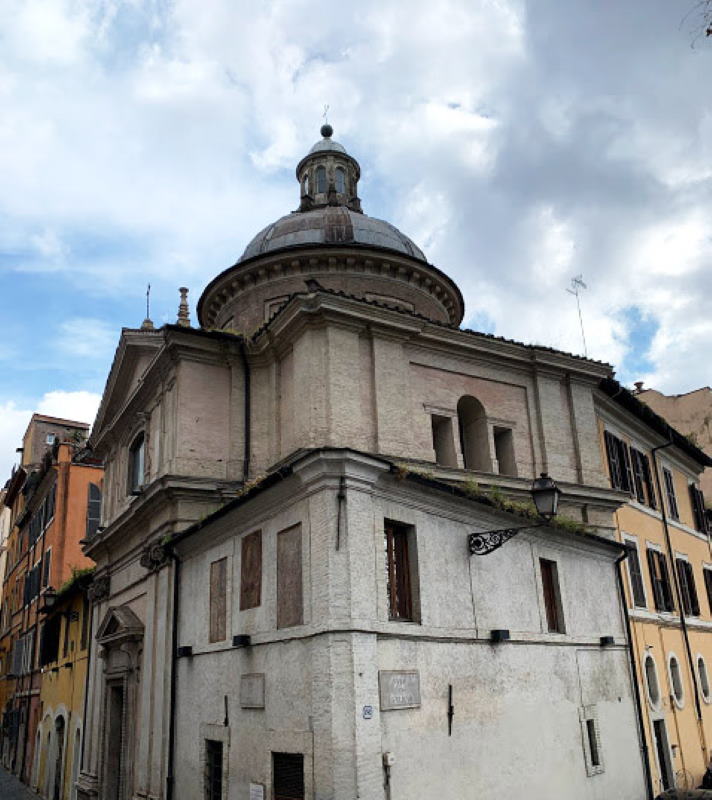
(34, 570, 93, 800)
(597, 378, 712, 795)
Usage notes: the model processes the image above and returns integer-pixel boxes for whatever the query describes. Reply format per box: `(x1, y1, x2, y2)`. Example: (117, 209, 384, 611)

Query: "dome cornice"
(197, 245, 464, 330)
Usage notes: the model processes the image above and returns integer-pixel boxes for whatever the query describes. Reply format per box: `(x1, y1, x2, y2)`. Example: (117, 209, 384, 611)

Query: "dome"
(309, 138, 347, 155)
(239, 207, 427, 263)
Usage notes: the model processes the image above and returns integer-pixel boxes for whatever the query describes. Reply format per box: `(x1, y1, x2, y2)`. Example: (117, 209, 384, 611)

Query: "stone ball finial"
(320, 123, 333, 138)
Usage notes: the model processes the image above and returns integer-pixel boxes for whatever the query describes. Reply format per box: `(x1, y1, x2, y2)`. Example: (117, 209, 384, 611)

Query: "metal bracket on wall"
(468, 523, 542, 556)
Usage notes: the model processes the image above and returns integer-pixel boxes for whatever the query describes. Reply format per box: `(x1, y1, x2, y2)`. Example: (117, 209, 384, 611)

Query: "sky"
(1, 0, 711, 480)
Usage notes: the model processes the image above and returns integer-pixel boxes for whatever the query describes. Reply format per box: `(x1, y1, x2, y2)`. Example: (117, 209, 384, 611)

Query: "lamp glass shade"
(530, 473, 561, 519)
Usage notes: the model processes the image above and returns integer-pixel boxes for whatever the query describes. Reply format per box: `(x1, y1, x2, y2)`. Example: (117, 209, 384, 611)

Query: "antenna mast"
(566, 274, 588, 357)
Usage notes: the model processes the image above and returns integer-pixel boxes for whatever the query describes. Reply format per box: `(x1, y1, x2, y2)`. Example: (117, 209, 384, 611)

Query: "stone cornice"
(252, 291, 612, 381)
(198, 246, 464, 329)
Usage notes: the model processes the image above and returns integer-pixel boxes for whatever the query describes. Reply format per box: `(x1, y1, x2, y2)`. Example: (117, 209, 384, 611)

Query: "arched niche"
(457, 395, 491, 472)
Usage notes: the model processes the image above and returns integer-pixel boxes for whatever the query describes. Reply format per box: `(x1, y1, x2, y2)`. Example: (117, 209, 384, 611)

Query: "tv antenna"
(566, 274, 588, 357)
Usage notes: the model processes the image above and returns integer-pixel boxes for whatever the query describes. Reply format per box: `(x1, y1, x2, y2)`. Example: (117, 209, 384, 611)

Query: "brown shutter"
(209, 558, 227, 642)
(240, 531, 262, 610)
(277, 525, 303, 629)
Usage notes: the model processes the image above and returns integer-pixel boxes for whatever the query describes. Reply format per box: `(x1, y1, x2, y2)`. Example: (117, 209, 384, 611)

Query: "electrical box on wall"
(382, 752, 395, 767)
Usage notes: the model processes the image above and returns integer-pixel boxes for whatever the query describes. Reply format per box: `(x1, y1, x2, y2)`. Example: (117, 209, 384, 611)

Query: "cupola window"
(335, 167, 346, 194)
(316, 165, 327, 194)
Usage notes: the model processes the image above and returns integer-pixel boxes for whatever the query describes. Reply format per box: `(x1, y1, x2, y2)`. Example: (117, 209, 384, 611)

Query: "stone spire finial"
(177, 287, 190, 327)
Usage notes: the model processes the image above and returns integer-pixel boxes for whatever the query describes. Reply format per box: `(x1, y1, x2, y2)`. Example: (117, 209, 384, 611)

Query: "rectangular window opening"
(385, 521, 419, 622)
(204, 740, 223, 800)
(586, 718, 600, 767)
(540, 558, 565, 633)
(493, 426, 517, 477)
(431, 415, 457, 467)
(273, 752, 304, 800)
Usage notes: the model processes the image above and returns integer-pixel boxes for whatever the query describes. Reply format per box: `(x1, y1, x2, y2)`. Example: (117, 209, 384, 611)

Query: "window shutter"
(663, 468, 679, 519)
(647, 549, 664, 611)
(620, 441, 634, 494)
(658, 552, 675, 612)
(625, 543, 646, 608)
(704, 569, 712, 616)
(604, 431, 622, 489)
(686, 561, 700, 616)
(690, 485, 707, 533)
(641, 453, 657, 509)
(676, 559, 692, 615)
(630, 449, 646, 503)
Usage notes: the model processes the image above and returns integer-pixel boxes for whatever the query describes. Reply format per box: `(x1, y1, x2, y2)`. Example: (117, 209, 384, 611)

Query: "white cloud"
(55, 318, 118, 359)
(37, 390, 101, 425)
(1, 0, 711, 404)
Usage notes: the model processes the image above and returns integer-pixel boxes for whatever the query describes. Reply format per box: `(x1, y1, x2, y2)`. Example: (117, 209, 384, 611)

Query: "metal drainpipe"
(79, 588, 93, 773)
(616, 548, 655, 800)
(239, 338, 251, 482)
(651, 442, 708, 754)
(166, 549, 181, 800)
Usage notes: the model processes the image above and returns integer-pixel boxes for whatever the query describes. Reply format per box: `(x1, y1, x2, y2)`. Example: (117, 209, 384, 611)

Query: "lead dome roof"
(240, 207, 426, 262)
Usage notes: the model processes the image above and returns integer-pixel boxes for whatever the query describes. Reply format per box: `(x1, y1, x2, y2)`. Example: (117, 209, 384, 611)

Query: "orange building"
(0, 415, 101, 785)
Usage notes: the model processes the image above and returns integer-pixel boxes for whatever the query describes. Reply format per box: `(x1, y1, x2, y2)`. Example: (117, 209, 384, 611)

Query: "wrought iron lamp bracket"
(468, 521, 545, 556)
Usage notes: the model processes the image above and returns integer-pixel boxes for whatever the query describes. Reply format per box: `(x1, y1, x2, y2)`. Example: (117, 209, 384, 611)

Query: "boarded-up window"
(240, 531, 262, 610)
(540, 558, 565, 633)
(209, 558, 228, 642)
(277, 525, 303, 629)
(273, 752, 304, 800)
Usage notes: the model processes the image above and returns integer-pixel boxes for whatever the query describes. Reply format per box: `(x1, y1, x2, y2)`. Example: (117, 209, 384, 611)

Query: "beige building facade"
(596, 379, 712, 793)
(77, 127, 649, 800)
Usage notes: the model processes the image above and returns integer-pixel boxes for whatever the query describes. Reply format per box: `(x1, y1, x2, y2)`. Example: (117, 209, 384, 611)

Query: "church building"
(77, 126, 648, 799)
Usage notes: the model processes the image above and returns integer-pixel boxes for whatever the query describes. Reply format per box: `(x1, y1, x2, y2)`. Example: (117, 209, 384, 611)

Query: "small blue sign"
(362, 705, 374, 720)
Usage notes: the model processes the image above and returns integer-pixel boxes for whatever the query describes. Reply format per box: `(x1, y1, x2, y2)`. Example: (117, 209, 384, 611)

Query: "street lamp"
(468, 473, 561, 556)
